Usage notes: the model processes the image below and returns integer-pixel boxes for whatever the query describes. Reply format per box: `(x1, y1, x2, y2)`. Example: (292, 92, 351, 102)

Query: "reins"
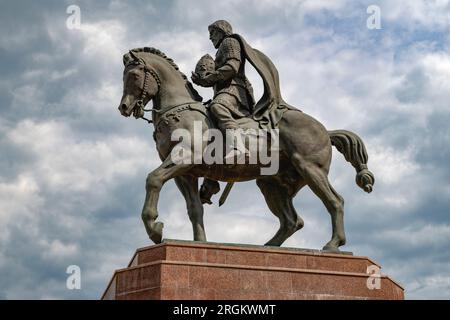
(133, 64, 203, 126)
(126, 52, 205, 127)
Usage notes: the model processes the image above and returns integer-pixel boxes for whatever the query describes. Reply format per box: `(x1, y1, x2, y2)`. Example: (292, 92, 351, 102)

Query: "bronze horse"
(118, 47, 374, 252)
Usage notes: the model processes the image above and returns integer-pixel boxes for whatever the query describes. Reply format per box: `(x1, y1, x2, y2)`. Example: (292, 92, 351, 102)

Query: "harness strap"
(154, 102, 207, 129)
(128, 59, 207, 128)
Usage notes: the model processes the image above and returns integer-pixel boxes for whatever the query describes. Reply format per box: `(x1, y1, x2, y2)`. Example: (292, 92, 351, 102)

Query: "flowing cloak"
(229, 34, 300, 129)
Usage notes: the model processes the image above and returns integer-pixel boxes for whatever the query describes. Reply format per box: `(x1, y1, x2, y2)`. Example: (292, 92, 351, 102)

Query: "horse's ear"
(128, 50, 148, 67)
(123, 50, 140, 66)
(129, 50, 138, 60)
(123, 52, 133, 66)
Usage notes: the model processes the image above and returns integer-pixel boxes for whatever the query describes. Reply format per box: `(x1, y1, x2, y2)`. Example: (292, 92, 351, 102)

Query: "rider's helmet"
(208, 20, 233, 36)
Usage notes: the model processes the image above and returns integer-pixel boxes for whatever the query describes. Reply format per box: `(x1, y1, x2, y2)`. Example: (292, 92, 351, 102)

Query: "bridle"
(126, 54, 204, 127)
(130, 62, 161, 124)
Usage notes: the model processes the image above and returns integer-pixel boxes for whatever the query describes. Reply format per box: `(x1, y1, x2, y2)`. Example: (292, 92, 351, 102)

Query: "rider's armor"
(212, 36, 255, 119)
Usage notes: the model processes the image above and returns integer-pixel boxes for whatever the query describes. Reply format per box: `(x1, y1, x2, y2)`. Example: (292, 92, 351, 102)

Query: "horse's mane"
(123, 47, 203, 102)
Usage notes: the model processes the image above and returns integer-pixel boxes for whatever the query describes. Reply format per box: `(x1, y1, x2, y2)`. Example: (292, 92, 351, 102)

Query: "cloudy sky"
(0, 0, 449, 299)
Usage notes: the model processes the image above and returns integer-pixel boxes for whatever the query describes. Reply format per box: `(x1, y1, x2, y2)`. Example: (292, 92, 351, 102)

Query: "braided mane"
(123, 47, 202, 102)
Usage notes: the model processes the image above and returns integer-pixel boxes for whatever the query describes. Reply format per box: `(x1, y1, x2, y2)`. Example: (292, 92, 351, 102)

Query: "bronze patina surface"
(117, 20, 374, 252)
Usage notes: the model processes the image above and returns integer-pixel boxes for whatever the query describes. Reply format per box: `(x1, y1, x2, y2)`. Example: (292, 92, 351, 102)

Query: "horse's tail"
(328, 130, 375, 193)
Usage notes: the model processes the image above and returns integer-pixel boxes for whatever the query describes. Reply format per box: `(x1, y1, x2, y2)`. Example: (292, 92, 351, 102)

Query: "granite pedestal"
(102, 239, 404, 300)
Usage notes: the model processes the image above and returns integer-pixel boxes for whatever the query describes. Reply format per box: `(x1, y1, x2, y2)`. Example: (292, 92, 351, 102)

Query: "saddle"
(204, 104, 260, 132)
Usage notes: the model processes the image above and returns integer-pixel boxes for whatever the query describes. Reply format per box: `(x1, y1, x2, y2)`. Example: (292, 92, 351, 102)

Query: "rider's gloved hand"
(191, 71, 216, 87)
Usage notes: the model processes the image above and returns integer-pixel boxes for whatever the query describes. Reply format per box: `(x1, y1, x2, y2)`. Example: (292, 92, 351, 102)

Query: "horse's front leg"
(175, 175, 206, 242)
(142, 156, 193, 243)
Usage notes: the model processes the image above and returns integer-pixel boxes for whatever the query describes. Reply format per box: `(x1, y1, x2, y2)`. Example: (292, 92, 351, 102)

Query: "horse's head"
(118, 52, 159, 118)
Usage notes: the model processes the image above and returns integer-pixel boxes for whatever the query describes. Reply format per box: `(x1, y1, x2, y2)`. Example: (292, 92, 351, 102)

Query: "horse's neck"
(157, 84, 194, 109)
(152, 60, 197, 109)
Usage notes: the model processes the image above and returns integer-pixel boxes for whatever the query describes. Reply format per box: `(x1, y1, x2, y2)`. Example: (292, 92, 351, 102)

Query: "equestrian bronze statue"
(118, 20, 374, 252)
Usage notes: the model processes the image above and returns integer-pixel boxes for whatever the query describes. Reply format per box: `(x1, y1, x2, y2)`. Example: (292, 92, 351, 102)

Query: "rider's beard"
(212, 37, 223, 49)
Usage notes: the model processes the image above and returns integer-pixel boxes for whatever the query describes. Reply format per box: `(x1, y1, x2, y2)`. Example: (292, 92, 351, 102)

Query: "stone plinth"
(101, 239, 404, 300)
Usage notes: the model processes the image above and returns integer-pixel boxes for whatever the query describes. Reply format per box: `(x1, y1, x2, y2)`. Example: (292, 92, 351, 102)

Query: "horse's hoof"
(264, 240, 282, 247)
(149, 222, 164, 244)
(322, 244, 340, 253)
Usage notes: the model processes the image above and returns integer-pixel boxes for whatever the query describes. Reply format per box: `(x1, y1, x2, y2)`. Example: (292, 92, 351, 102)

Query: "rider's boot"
(199, 179, 221, 205)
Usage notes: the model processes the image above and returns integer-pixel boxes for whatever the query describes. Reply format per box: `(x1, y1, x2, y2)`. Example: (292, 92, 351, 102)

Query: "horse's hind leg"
(174, 175, 206, 242)
(256, 177, 304, 246)
(291, 154, 346, 252)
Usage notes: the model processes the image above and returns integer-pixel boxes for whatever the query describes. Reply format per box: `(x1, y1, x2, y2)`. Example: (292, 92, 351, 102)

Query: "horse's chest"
(155, 120, 183, 156)
(154, 107, 199, 155)
(155, 107, 190, 135)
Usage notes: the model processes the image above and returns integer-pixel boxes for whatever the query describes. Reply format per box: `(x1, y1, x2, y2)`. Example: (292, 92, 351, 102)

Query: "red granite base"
(101, 239, 404, 300)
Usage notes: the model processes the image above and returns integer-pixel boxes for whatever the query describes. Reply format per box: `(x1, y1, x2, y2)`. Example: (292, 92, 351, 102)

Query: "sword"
(218, 182, 234, 207)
